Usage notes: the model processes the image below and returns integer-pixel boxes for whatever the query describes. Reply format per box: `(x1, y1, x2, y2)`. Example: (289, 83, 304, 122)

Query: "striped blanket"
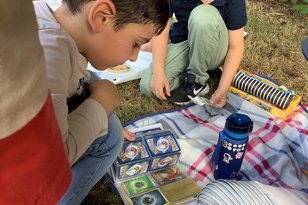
(124, 94, 308, 191)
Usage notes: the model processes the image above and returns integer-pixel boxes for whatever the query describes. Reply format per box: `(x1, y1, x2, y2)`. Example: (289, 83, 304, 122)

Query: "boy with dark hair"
(140, 0, 247, 107)
(33, 0, 170, 204)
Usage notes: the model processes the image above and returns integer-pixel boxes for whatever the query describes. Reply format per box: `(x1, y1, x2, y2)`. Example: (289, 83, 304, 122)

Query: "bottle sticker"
(235, 152, 243, 159)
(222, 140, 228, 148)
(223, 153, 233, 163)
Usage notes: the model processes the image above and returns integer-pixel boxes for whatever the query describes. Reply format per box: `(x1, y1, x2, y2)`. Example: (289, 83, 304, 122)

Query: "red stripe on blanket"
(285, 118, 308, 136)
(282, 105, 308, 136)
(245, 146, 291, 188)
(187, 146, 215, 181)
(246, 118, 291, 188)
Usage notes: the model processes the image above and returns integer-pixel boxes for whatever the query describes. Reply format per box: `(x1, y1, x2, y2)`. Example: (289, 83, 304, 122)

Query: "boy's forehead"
(137, 35, 151, 42)
(124, 23, 158, 36)
(138, 24, 158, 38)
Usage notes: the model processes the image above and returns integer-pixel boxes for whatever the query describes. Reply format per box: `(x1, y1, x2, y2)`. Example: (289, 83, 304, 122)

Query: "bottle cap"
(225, 113, 253, 134)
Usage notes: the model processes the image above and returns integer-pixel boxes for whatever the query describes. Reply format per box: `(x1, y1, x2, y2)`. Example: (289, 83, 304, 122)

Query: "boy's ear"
(88, 0, 116, 33)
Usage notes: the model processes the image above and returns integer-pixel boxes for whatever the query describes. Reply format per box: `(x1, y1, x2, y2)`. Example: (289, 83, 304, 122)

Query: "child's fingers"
(123, 129, 135, 141)
(165, 82, 171, 97)
(158, 88, 167, 100)
(210, 94, 223, 109)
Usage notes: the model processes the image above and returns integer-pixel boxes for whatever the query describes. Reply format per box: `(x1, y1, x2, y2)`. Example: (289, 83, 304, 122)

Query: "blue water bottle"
(211, 113, 253, 180)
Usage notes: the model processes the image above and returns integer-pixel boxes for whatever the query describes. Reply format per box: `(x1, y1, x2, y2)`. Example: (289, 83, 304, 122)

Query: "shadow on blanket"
(124, 94, 308, 192)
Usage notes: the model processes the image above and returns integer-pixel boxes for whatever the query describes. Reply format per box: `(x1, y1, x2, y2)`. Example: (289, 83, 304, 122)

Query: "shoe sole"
(173, 84, 210, 106)
(174, 101, 193, 106)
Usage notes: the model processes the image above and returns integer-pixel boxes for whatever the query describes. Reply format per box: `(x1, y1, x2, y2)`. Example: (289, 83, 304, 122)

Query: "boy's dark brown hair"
(63, 0, 170, 35)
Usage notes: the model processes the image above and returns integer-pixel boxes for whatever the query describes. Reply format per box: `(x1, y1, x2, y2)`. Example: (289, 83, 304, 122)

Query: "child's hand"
(89, 80, 120, 114)
(210, 89, 227, 108)
(150, 72, 170, 100)
(123, 129, 135, 141)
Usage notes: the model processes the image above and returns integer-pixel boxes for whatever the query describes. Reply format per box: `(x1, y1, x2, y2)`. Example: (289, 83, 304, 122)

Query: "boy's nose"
(129, 49, 139, 62)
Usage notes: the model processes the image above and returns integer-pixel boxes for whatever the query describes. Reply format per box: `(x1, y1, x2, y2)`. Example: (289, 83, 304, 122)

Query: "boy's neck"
(53, 4, 88, 55)
(201, 0, 214, 4)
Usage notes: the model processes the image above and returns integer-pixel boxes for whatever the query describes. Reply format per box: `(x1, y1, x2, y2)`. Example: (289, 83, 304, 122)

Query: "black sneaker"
(168, 71, 210, 105)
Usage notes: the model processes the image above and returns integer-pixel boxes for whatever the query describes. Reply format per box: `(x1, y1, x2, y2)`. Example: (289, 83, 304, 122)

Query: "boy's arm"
(88, 80, 120, 115)
(210, 28, 245, 107)
(38, 29, 109, 165)
(150, 19, 172, 100)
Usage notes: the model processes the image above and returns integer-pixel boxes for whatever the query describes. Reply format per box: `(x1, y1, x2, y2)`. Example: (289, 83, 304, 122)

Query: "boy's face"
(86, 23, 157, 70)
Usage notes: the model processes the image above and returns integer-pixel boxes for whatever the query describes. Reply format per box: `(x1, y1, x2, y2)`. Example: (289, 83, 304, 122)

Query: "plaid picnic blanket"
(124, 93, 308, 191)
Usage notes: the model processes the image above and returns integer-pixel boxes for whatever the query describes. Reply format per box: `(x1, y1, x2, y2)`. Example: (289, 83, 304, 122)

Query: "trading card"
(107, 64, 131, 74)
(123, 175, 155, 196)
(150, 166, 186, 186)
(150, 154, 179, 171)
(130, 189, 168, 205)
(188, 96, 222, 108)
(128, 123, 164, 135)
(117, 138, 150, 164)
(118, 161, 149, 179)
(159, 178, 201, 203)
(188, 95, 211, 106)
(144, 130, 180, 157)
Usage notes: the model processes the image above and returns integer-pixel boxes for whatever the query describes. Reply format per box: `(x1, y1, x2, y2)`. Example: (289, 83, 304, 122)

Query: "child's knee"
(108, 112, 122, 131)
(189, 4, 223, 29)
(113, 134, 124, 155)
(139, 74, 154, 97)
(107, 113, 124, 149)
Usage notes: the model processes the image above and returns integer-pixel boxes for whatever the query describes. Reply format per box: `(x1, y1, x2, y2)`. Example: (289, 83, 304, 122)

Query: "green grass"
(81, 0, 307, 204)
(242, 0, 308, 101)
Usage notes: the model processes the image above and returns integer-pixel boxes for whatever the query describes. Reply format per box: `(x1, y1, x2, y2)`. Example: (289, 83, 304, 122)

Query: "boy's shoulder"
(33, 1, 61, 30)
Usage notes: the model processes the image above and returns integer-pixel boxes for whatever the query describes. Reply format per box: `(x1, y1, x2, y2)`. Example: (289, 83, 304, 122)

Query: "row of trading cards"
(117, 166, 201, 205)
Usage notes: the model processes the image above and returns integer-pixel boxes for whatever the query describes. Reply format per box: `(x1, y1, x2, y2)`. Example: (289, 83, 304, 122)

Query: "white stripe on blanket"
(124, 94, 308, 191)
